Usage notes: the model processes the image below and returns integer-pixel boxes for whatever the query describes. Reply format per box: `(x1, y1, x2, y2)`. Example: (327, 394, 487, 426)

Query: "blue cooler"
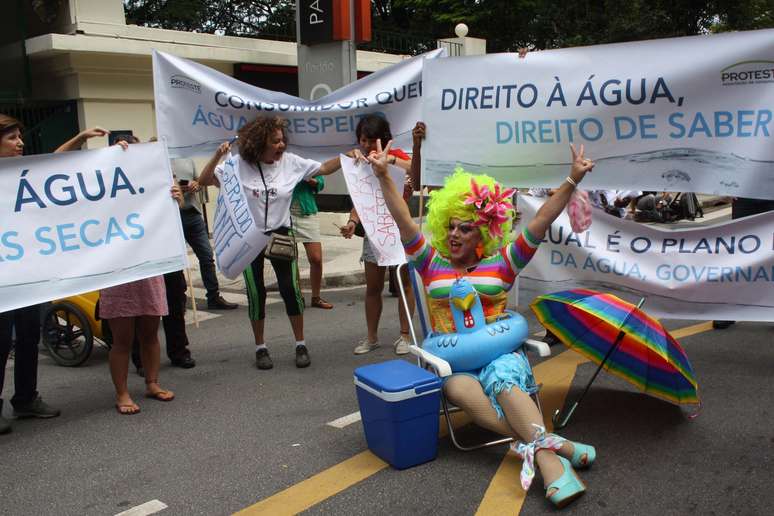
(354, 359, 443, 470)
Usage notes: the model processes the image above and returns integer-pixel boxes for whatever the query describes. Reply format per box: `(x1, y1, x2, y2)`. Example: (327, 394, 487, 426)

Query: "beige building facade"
(20, 0, 407, 147)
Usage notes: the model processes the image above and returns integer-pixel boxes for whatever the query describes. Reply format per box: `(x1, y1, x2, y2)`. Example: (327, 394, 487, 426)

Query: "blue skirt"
(449, 352, 535, 419)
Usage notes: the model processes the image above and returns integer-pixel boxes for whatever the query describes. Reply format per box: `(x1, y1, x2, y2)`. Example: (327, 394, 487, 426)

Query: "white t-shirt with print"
(216, 152, 321, 232)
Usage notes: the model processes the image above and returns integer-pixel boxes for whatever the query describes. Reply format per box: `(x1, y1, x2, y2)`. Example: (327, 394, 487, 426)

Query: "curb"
(266, 269, 367, 291)
(697, 195, 729, 208)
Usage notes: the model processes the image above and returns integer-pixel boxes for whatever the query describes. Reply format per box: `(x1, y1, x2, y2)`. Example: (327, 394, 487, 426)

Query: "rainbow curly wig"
(426, 168, 515, 258)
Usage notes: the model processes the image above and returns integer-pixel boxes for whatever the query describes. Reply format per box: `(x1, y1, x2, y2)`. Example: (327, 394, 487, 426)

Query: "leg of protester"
(304, 241, 333, 309)
(181, 208, 236, 310)
(137, 315, 175, 402)
(269, 253, 310, 368)
(292, 208, 332, 310)
(244, 249, 309, 369)
(445, 375, 591, 506)
(354, 260, 385, 354)
(109, 317, 142, 415)
(162, 271, 196, 368)
(0, 316, 12, 433)
(244, 253, 274, 370)
(131, 271, 195, 373)
(1, 305, 60, 424)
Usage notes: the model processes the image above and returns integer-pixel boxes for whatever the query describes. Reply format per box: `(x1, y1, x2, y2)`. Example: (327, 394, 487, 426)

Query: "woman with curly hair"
(364, 137, 597, 509)
(199, 116, 341, 370)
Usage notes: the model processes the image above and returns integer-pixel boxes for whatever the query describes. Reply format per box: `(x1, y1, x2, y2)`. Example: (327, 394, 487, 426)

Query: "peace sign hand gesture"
(365, 139, 393, 178)
(569, 143, 595, 184)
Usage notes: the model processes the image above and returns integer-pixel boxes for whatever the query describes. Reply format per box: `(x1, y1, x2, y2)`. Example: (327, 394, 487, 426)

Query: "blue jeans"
(180, 208, 219, 300)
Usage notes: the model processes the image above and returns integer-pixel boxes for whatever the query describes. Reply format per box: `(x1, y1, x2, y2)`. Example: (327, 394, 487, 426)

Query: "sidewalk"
(697, 194, 730, 209)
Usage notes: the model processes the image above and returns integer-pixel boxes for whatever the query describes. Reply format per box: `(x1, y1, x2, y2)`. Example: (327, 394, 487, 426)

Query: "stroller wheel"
(41, 302, 94, 366)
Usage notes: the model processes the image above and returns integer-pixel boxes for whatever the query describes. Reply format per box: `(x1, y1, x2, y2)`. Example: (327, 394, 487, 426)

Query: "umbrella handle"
(548, 296, 647, 430)
(552, 402, 578, 430)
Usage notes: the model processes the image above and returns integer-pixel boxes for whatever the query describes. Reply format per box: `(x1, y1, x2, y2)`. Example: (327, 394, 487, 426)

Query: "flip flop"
(145, 389, 175, 402)
(311, 297, 334, 309)
(115, 403, 140, 415)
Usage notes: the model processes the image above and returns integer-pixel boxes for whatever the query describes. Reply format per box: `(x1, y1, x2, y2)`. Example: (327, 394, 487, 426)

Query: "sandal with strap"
(145, 380, 175, 402)
(311, 296, 333, 309)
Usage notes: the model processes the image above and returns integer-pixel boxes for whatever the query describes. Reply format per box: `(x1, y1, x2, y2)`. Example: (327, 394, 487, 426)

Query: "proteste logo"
(720, 61, 774, 86)
(170, 74, 202, 94)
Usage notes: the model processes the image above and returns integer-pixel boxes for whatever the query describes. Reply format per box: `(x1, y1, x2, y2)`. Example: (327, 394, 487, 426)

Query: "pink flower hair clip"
(464, 178, 515, 238)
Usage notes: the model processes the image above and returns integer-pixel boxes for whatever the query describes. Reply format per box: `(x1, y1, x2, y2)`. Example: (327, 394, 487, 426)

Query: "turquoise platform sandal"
(570, 442, 596, 469)
(546, 456, 586, 508)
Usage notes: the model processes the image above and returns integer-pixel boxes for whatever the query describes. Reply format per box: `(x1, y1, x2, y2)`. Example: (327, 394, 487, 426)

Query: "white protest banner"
(153, 48, 444, 162)
(0, 143, 187, 313)
(516, 194, 774, 321)
(422, 29, 774, 199)
(340, 155, 406, 266)
(211, 154, 269, 279)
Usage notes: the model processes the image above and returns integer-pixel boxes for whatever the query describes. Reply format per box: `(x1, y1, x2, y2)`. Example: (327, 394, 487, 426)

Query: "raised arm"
(409, 122, 425, 191)
(367, 140, 419, 243)
(55, 127, 109, 153)
(198, 141, 231, 188)
(527, 144, 595, 239)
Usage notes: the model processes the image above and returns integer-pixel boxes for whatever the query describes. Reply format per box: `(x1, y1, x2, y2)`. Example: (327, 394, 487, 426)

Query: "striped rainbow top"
(403, 229, 542, 333)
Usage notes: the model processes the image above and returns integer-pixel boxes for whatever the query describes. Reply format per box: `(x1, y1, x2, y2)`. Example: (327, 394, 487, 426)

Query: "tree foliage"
(387, 0, 774, 51)
(124, 0, 774, 52)
(124, 0, 295, 37)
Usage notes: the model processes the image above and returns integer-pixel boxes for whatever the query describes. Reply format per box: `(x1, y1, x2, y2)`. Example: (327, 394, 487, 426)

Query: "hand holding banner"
(212, 154, 270, 279)
(422, 29, 774, 198)
(340, 154, 406, 266)
(153, 48, 445, 162)
(0, 143, 187, 313)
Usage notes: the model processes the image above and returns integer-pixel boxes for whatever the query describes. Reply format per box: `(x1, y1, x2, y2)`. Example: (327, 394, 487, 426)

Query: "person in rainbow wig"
(362, 139, 596, 509)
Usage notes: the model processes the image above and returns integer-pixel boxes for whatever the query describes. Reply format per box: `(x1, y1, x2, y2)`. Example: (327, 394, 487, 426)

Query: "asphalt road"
(2, 281, 773, 515)
(3, 206, 774, 515)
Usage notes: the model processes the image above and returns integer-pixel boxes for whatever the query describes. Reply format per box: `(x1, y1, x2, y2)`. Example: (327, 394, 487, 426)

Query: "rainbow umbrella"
(530, 288, 700, 428)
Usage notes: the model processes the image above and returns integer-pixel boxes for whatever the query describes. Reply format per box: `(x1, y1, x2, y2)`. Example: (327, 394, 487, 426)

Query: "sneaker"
(393, 335, 411, 355)
(354, 338, 380, 355)
(13, 396, 61, 419)
(171, 356, 196, 369)
(208, 295, 238, 310)
(255, 348, 273, 370)
(295, 345, 311, 368)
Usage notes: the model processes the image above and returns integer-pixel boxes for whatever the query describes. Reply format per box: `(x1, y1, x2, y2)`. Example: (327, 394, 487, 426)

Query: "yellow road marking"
(233, 451, 387, 516)
(671, 321, 713, 339)
(478, 320, 714, 514)
(475, 450, 526, 515)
